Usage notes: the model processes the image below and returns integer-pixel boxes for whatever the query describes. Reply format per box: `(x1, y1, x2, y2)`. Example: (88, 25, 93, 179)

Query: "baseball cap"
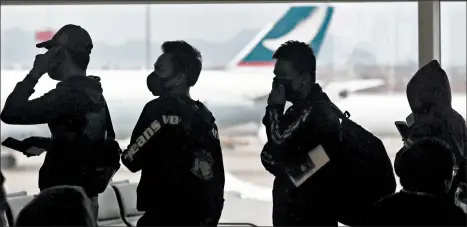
(36, 24, 93, 55)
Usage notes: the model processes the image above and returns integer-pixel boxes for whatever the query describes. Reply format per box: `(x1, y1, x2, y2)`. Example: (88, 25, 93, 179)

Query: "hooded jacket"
(1, 74, 111, 196)
(405, 60, 467, 200)
(406, 60, 466, 158)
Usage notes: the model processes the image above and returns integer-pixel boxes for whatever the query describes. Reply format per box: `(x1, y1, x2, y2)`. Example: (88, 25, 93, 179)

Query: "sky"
(1, 2, 466, 67)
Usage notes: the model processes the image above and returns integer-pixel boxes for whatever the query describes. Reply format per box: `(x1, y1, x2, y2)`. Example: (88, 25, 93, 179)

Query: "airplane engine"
(257, 124, 268, 145)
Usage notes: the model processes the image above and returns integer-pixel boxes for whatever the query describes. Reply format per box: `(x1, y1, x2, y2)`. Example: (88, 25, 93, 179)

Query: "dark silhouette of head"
(36, 24, 93, 81)
(395, 138, 456, 195)
(272, 40, 317, 103)
(15, 185, 95, 227)
(147, 40, 202, 97)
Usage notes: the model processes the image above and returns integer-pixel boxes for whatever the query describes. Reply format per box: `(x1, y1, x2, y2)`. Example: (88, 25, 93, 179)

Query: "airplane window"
(441, 1, 466, 94)
(1, 2, 421, 226)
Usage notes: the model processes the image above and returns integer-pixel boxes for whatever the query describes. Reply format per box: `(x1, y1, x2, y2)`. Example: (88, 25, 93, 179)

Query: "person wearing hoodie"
(403, 59, 467, 209)
(0, 24, 118, 221)
(367, 138, 466, 226)
(121, 41, 225, 226)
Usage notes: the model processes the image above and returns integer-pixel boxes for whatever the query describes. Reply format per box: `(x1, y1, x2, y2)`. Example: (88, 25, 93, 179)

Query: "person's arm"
(263, 105, 300, 160)
(260, 142, 286, 176)
(264, 104, 339, 159)
(201, 133, 225, 226)
(121, 100, 167, 172)
(1, 74, 87, 125)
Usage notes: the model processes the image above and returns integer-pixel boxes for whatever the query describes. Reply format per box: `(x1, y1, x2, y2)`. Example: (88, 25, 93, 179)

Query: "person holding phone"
(0, 24, 119, 221)
(260, 41, 342, 226)
(402, 60, 467, 211)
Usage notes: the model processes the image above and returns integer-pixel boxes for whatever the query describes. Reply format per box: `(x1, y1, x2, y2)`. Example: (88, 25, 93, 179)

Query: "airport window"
(1, 2, 419, 226)
(441, 1, 466, 94)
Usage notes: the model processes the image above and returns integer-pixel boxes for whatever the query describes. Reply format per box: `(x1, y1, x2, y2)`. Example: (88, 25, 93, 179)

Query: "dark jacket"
(121, 95, 225, 225)
(405, 60, 467, 199)
(1, 74, 111, 196)
(406, 60, 466, 158)
(260, 83, 341, 226)
(367, 191, 467, 226)
(0, 171, 6, 227)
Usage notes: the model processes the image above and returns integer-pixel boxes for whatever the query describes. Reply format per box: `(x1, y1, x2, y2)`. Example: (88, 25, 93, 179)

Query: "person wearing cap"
(367, 138, 466, 226)
(0, 24, 118, 221)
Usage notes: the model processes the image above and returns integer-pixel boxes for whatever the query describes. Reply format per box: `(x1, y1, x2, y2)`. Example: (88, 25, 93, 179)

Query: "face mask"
(147, 72, 172, 96)
(274, 77, 301, 101)
(46, 48, 65, 81)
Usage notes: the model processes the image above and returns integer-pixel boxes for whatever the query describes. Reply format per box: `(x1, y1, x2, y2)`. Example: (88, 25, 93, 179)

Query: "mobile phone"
(2, 137, 29, 152)
(395, 121, 410, 141)
(44, 47, 63, 70)
(406, 113, 415, 127)
(272, 78, 281, 90)
(2, 137, 46, 156)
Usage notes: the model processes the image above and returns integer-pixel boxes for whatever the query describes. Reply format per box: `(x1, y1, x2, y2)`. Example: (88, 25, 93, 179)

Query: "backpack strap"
(315, 100, 350, 141)
(102, 98, 116, 140)
(315, 100, 350, 120)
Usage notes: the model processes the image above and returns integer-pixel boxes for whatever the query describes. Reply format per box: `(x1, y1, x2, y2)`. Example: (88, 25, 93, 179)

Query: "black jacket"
(260, 84, 341, 226)
(367, 191, 467, 226)
(121, 95, 225, 225)
(405, 60, 467, 200)
(1, 74, 112, 196)
(406, 60, 466, 159)
(0, 171, 5, 227)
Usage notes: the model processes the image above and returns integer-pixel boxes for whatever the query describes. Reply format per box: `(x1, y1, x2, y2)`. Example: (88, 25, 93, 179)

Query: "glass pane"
(441, 1, 466, 94)
(1, 2, 418, 226)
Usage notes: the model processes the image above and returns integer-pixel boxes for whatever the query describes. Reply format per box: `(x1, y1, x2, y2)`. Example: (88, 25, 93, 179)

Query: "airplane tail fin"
(228, 5, 334, 68)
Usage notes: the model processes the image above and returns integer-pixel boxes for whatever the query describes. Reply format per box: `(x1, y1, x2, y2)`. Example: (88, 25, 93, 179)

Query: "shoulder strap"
(315, 100, 350, 141)
(315, 100, 351, 120)
(81, 93, 115, 141)
(103, 100, 116, 140)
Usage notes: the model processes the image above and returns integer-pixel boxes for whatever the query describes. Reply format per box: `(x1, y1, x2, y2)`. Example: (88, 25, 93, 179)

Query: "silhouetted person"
(0, 171, 6, 227)
(121, 41, 225, 226)
(260, 41, 343, 226)
(368, 138, 467, 226)
(404, 60, 466, 210)
(15, 185, 95, 227)
(0, 24, 120, 221)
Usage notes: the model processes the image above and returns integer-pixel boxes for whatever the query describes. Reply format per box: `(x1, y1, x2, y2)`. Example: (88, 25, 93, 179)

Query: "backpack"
(318, 101, 397, 226)
(79, 99, 122, 196)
